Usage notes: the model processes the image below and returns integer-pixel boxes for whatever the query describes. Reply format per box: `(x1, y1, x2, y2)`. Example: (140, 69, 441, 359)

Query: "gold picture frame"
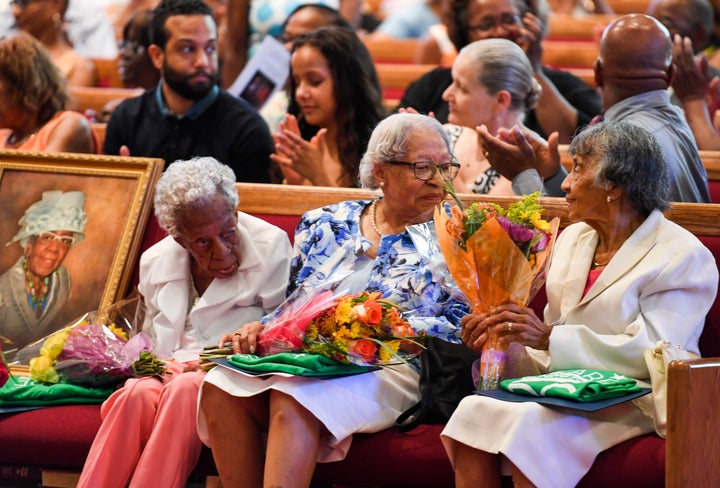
(0, 150, 164, 355)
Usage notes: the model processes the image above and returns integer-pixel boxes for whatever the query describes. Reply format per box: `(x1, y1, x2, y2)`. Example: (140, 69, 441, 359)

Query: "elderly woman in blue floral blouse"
(198, 112, 470, 487)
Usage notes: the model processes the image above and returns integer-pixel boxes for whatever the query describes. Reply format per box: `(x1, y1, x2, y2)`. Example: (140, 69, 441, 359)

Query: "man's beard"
(162, 62, 218, 100)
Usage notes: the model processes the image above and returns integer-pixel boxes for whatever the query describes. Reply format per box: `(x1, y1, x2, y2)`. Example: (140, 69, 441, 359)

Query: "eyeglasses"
(35, 231, 75, 247)
(384, 160, 461, 181)
(118, 40, 146, 56)
(468, 13, 521, 33)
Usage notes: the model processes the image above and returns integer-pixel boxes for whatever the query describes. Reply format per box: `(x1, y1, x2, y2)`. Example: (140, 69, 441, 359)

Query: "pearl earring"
(606, 195, 611, 202)
(379, 182, 385, 187)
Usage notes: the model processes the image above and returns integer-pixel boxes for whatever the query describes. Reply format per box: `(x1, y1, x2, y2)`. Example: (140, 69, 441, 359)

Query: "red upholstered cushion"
(0, 405, 101, 469)
(579, 434, 666, 488)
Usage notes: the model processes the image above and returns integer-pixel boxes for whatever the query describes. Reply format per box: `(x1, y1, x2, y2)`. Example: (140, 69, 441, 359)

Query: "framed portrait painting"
(0, 150, 164, 358)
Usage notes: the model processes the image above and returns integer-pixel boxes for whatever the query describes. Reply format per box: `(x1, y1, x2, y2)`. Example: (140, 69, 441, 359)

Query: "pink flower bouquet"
(256, 291, 419, 366)
(27, 299, 166, 387)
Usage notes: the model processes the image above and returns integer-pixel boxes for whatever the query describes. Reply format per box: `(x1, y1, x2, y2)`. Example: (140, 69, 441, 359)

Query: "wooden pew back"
(67, 86, 143, 113)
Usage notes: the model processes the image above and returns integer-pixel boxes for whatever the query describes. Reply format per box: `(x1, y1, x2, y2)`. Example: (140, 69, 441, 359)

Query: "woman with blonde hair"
(442, 37, 542, 194)
(0, 33, 94, 153)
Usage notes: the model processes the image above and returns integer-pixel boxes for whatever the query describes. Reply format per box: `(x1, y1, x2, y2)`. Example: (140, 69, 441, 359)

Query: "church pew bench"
(1, 184, 719, 487)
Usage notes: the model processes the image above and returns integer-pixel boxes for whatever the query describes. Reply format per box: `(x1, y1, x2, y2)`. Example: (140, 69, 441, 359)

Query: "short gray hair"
(458, 38, 541, 117)
(570, 121, 670, 215)
(358, 113, 452, 189)
(154, 157, 239, 237)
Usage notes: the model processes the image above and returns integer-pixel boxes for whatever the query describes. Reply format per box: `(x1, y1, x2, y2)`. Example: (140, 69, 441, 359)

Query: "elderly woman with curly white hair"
(78, 157, 292, 488)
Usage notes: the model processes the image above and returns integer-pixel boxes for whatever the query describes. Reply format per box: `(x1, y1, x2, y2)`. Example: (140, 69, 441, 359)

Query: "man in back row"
(104, 0, 275, 182)
(481, 13, 710, 203)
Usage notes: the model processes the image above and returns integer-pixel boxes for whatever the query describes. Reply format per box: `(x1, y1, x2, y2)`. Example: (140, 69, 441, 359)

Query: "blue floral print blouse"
(279, 200, 468, 343)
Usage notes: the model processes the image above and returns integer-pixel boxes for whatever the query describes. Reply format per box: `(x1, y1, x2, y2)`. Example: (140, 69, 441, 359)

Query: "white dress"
(441, 210, 719, 487)
(197, 201, 469, 461)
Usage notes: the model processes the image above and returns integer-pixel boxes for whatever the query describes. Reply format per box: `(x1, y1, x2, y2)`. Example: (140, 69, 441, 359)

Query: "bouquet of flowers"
(254, 290, 419, 367)
(435, 189, 560, 389)
(26, 298, 167, 387)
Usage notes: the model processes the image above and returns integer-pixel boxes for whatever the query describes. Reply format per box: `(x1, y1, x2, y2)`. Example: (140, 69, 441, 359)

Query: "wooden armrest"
(666, 357, 720, 487)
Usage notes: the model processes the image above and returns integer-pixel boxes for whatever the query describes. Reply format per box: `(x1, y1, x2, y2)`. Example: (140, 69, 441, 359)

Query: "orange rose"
(348, 339, 377, 363)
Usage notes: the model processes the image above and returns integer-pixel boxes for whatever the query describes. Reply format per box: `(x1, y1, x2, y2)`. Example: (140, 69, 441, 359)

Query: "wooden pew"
(606, 0, 651, 13)
(375, 62, 437, 101)
(363, 37, 421, 64)
(67, 86, 143, 114)
(541, 40, 599, 70)
(92, 57, 123, 89)
(546, 14, 615, 41)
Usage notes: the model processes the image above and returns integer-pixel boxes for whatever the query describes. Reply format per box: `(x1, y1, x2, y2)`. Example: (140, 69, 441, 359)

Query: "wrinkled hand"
(477, 124, 560, 180)
(218, 321, 266, 354)
(672, 35, 713, 103)
(461, 303, 549, 352)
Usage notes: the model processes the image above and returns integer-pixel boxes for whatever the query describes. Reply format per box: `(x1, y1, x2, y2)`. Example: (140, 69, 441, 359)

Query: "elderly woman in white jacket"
(443, 121, 718, 487)
(78, 157, 292, 488)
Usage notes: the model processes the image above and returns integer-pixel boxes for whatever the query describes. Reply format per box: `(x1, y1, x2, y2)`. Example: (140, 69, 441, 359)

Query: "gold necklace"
(370, 199, 383, 236)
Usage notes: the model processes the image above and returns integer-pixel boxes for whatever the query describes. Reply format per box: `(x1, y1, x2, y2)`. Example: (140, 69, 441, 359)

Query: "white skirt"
(440, 394, 655, 487)
(198, 363, 420, 462)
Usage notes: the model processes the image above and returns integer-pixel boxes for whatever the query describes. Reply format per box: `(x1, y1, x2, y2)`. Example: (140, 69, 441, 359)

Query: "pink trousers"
(77, 365, 205, 488)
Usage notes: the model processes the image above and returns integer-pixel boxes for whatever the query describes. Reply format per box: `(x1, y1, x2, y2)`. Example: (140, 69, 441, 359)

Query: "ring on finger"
(507, 322, 513, 332)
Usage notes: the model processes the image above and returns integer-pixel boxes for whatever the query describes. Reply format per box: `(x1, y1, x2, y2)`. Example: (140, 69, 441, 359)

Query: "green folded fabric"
(500, 369, 642, 402)
(227, 353, 374, 377)
(0, 376, 115, 406)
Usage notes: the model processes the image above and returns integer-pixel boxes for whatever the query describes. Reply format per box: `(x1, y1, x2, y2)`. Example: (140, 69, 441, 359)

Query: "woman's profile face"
(442, 53, 497, 130)
(25, 230, 73, 278)
(291, 45, 337, 128)
(173, 193, 242, 280)
(561, 153, 607, 224)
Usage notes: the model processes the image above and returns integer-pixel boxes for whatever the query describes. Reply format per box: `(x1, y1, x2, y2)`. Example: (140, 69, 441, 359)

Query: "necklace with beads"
(370, 198, 383, 236)
(23, 258, 50, 316)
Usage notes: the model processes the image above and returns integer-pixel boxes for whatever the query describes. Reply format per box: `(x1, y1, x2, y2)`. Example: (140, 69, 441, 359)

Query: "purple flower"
(497, 216, 535, 244)
(532, 231, 550, 253)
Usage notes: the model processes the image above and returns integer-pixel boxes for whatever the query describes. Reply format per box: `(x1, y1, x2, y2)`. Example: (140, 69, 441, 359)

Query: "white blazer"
(138, 212, 292, 361)
(536, 209, 718, 380)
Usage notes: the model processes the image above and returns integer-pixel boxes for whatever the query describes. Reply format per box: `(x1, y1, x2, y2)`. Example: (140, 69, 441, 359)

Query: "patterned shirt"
(266, 200, 468, 342)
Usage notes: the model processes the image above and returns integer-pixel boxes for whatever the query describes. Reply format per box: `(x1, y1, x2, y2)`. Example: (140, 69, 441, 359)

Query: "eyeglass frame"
(118, 40, 146, 56)
(383, 159, 461, 181)
(467, 13, 522, 33)
(34, 231, 76, 248)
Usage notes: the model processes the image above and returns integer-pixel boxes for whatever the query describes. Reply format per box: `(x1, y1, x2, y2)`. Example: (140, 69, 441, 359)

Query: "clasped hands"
(461, 303, 551, 353)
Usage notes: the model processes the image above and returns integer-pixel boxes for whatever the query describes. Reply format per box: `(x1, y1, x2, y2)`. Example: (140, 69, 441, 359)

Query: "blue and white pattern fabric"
(275, 200, 467, 342)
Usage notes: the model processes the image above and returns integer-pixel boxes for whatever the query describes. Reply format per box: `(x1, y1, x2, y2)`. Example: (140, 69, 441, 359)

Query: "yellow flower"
(29, 355, 59, 384)
(334, 300, 353, 325)
(108, 323, 128, 341)
(39, 329, 70, 360)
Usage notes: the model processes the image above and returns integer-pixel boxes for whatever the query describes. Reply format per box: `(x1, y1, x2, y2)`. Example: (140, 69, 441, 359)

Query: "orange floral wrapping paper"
(434, 196, 560, 389)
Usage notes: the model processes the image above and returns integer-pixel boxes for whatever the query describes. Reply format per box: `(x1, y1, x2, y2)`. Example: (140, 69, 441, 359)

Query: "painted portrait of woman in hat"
(0, 190, 87, 353)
